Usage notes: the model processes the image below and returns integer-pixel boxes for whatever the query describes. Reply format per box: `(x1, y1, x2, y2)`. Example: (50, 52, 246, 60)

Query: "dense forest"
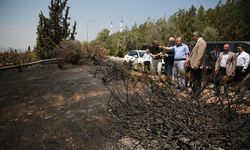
(95, 0, 250, 57)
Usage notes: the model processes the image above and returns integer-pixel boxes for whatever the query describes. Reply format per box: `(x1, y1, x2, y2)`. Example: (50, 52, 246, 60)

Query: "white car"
(124, 50, 146, 71)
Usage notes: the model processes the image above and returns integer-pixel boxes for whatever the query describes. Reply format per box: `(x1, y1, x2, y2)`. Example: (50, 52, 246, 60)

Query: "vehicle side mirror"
(134, 55, 138, 58)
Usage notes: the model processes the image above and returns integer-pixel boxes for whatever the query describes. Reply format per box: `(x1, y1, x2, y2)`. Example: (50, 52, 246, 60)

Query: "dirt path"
(0, 64, 113, 150)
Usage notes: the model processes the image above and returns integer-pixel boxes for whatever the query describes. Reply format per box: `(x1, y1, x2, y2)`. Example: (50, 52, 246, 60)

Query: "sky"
(0, 0, 221, 50)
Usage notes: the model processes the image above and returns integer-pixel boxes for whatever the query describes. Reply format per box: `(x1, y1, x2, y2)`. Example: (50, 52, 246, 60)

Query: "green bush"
(116, 50, 125, 57)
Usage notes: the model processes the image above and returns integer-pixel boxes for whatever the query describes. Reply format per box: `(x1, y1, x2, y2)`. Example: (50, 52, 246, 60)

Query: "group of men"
(143, 31, 250, 98)
(212, 43, 249, 96)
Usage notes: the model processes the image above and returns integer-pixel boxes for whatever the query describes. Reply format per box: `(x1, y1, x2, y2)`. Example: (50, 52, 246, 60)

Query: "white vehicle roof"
(129, 50, 146, 52)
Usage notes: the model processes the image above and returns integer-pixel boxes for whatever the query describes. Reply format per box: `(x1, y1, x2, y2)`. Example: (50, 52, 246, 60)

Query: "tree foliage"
(35, 0, 77, 59)
(94, 0, 250, 57)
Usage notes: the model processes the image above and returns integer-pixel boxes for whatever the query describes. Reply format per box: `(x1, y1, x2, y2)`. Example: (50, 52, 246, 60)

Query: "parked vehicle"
(124, 50, 146, 71)
(206, 41, 250, 54)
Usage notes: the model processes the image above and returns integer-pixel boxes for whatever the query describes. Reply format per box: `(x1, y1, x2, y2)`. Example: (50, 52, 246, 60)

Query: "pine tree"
(35, 12, 52, 59)
(70, 21, 77, 40)
(28, 45, 31, 51)
(35, 0, 77, 59)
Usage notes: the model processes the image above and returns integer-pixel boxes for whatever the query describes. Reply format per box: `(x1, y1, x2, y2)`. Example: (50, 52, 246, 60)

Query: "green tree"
(195, 5, 206, 31)
(239, 0, 250, 39)
(28, 45, 31, 51)
(70, 21, 77, 40)
(206, 0, 249, 40)
(96, 0, 250, 56)
(35, 0, 77, 59)
(203, 26, 218, 41)
(35, 12, 53, 59)
(96, 28, 112, 52)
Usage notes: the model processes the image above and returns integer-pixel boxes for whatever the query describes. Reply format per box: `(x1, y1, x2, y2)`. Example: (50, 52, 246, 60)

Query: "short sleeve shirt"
(150, 46, 163, 59)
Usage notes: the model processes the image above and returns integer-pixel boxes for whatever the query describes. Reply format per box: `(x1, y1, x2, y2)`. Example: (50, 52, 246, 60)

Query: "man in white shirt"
(234, 44, 250, 82)
(214, 44, 236, 97)
(143, 49, 152, 72)
(220, 52, 229, 68)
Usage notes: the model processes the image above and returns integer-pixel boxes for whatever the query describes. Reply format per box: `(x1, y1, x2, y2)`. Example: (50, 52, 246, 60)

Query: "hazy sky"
(0, 0, 221, 50)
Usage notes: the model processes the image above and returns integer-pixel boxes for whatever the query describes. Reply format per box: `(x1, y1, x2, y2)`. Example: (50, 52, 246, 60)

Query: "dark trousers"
(164, 59, 174, 77)
(234, 66, 246, 82)
(190, 68, 202, 98)
(215, 67, 230, 96)
(144, 61, 151, 72)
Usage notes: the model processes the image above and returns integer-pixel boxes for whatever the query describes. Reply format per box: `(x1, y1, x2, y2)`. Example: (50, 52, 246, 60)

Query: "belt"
(174, 58, 186, 61)
(236, 66, 244, 68)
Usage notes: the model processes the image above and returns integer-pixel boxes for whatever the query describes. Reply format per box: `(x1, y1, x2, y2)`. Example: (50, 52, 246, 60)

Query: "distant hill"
(0, 48, 26, 52)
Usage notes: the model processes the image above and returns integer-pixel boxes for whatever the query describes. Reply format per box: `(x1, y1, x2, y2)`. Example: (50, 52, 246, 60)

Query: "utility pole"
(109, 22, 113, 35)
(120, 19, 123, 32)
(87, 20, 95, 42)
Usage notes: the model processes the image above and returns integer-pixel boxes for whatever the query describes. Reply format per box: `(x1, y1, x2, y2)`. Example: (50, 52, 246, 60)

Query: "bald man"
(164, 37, 175, 77)
(214, 44, 236, 97)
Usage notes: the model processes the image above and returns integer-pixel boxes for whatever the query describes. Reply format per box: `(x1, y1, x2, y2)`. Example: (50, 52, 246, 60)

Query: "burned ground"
(1, 62, 250, 150)
(0, 64, 114, 150)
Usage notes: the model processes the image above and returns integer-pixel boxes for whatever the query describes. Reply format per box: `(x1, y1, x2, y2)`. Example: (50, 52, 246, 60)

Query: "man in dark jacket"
(208, 45, 220, 71)
(164, 37, 175, 77)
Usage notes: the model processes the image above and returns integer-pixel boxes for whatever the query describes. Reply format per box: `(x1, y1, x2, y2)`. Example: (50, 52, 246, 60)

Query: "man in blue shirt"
(161, 37, 189, 88)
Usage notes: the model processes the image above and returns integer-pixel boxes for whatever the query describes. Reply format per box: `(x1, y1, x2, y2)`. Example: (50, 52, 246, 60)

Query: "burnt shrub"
(23, 50, 38, 63)
(82, 41, 108, 64)
(55, 40, 107, 68)
(0, 49, 38, 68)
(92, 60, 250, 149)
(55, 40, 83, 67)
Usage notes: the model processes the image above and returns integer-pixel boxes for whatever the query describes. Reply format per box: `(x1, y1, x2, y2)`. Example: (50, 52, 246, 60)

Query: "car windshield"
(138, 52, 145, 58)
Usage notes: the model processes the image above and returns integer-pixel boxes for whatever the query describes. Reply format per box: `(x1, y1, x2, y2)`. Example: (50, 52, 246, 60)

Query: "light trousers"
(172, 60, 185, 86)
(152, 59, 162, 76)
